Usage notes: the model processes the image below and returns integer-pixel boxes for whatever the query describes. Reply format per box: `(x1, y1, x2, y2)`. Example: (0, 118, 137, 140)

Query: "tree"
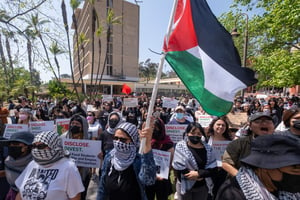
(139, 59, 159, 83)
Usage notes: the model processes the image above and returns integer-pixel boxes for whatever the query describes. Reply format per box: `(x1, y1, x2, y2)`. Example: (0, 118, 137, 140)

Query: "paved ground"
(86, 173, 99, 200)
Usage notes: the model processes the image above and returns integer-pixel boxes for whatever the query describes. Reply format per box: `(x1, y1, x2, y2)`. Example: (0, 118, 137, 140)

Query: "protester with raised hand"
(97, 122, 156, 200)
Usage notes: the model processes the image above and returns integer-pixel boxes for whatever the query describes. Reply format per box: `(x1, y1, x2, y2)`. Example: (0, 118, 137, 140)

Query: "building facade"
(72, 0, 139, 94)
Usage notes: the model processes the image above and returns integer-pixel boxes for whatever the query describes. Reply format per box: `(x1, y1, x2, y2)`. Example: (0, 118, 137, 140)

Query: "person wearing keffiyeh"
(97, 122, 156, 200)
(216, 135, 300, 200)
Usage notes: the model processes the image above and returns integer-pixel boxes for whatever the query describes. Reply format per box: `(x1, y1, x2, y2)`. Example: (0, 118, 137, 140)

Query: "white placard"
(87, 104, 97, 112)
(62, 138, 102, 168)
(197, 115, 213, 127)
(29, 121, 55, 135)
(3, 124, 29, 139)
(165, 124, 187, 143)
(102, 95, 113, 102)
(56, 118, 70, 135)
(162, 97, 178, 108)
(211, 140, 231, 167)
(123, 98, 138, 107)
(152, 149, 171, 179)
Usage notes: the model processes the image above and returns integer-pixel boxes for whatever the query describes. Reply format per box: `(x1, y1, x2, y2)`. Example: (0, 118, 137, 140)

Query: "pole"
(241, 13, 248, 99)
(138, 0, 179, 154)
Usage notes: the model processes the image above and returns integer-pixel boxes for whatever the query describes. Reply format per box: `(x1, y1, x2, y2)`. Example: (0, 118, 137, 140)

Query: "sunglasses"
(32, 143, 49, 149)
(113, 136, 130, 143)
(87, 115, 93, 117)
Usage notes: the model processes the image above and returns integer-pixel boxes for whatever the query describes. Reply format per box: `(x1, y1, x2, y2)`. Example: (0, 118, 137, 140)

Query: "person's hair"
(207, 116, 232, 140)
(70, 114, 83, 125)
(183, 122, 207, 141)
(283, 108, 300, 127)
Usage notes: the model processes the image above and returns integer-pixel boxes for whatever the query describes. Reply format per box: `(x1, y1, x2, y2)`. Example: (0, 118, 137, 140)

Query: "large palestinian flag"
(163, 0, 257, 116)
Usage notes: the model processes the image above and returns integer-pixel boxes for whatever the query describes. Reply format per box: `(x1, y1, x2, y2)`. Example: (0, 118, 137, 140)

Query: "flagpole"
(139, 0, 179, 154)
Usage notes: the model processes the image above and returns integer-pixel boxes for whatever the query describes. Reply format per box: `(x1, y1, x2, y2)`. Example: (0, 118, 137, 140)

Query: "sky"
(41, 0, 233, 81)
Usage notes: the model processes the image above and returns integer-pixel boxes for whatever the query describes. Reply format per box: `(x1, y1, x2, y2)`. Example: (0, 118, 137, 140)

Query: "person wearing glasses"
(97, 122, 156, 200)
(222, 112, 275, 177)
(172, 122, 217, 200)
(15, 131, 84, 200)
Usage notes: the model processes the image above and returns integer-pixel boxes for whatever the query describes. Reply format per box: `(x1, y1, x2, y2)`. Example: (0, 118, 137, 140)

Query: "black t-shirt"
(105, 165, 140, 200)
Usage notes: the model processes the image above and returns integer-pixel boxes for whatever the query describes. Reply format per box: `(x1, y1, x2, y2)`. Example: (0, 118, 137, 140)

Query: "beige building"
(72, 0, 139, 94)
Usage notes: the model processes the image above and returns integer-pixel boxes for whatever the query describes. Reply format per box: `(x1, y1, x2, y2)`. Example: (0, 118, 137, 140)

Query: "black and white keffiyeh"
(32, 131, 65, 165)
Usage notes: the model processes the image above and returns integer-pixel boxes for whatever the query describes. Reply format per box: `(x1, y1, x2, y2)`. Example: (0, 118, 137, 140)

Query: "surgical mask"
(113, 140, 136, 153)
(19, 114, 28, 120)
(292, 119, 300, 130)
(176, 113, 184, 120)
(109, 119, 119, 128)
(8, 146, 23, 159)
(188, 136, 201, 144)
(69, 125, 81, 134)
(272, 173, 300, 193)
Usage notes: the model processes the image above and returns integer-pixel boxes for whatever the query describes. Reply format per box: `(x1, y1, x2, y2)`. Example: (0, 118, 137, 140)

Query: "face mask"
(176, 113, 184, 120)
(86, 116, 94, 122)
(8, 146, 23, 159)
(69, 125, 81, 134)
(272, 173, 300, 193)
(152, 129, 161, 140)
(188, 136, 201, 144)
(32, 148, 58, 164)
(292, 119, 300, 130)
(19, 114, 28, 120)
(109, 119, 119, 128)
(113, 140, 136, 153)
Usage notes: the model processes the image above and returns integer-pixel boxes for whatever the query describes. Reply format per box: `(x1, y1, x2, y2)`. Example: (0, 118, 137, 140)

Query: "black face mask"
(69, 125, 81, 134)
(292, 120, 300, 130)
(272, 173, 300, 193)
(109, 119, 119, 128)
(152, 129, 161, 140)
(8, 146, 23, 159)
(188, 136, 201, 144)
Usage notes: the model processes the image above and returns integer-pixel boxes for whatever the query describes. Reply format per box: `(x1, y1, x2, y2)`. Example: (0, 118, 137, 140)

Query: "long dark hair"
(183, 122, 207, 142)
(207, 116, 232, 141)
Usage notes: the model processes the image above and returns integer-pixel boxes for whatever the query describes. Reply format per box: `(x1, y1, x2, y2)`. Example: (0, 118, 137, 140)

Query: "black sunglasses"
(113, 136, 130, 143)
(32, 143, 49, 149)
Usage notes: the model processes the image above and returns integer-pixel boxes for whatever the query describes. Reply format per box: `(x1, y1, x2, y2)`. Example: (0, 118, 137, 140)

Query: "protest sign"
(29, 121, 55, 135)
(102, 95, 113, 102)
(123, 98, 138, 107)
(152, 149, 171, 179)
(3, 124, 29, 139)
(210, 140, 231, 167)
(165, 124, 187, 143)
(197, 115, 213, 127)
(56, 118, 70, 135)
(87, 104, 97, 112)
(162, 97, 178, 108)
(62, 138, 102, 168)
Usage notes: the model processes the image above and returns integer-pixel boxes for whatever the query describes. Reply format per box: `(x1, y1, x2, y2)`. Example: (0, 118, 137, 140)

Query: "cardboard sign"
(210, 140, 231, 167)
(197, 115, 213, 127)
(227, 112, 248, 128)
(56, 118, 70, 135)
(102, 95, 113, 102)
(162, 97, 178, 108)
(165, 124, 187, 143)
(87, 104, 97, 112)
(152, 149, 171, 179)
(123, 98, 138, 107)
(29, 121, 55, 135)
(3, 124, 29, 139)
(62, 138, 102, 168)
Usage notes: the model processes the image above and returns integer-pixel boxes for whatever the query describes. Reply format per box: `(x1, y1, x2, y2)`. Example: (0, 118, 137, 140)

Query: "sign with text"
(87, 104, 97, 112)
(165, 124, 187, 143)
(197, 115, 213, 127)
(162, 97, 178, 108)
(123, 98, 138, 107)
(62, 138, 102, 168)
(152, 149, 171, 179)
(56, 118, 70, 135)
(3, 124, 29, 139)
(102, 95, 113, 102)
(29, 121, 55, 135)
(211, 140, 231, 167)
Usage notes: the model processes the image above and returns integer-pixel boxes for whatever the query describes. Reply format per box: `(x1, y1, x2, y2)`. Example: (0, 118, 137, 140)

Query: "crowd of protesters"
(0, 92, 299, 200)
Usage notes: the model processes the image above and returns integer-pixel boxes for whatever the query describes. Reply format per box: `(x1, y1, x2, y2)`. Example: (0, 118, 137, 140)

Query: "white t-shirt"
(15, 158, 84, 200)
(88, 121, 102, 138)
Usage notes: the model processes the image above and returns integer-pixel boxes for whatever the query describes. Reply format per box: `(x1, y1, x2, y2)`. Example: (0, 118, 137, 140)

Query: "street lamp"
(231, 13, 249, 98)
